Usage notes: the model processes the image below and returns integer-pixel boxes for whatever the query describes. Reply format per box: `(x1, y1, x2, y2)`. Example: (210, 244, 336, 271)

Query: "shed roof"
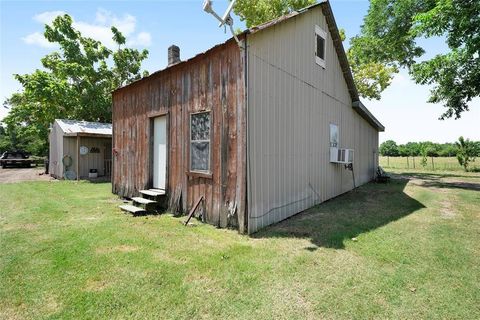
(55, 119, 112, 137)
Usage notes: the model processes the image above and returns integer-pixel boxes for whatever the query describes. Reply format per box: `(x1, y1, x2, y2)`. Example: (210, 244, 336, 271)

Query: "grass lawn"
(1, 171, 479, 319)
(379, 156, 480, 171)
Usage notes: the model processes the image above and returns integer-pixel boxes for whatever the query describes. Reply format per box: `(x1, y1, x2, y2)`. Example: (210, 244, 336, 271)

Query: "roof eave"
(352, 101, 385, 132)
(63, 132, 112, 138)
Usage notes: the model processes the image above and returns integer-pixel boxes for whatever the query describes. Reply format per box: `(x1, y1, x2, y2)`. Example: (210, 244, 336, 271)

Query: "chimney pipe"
(168, 45, 181, 67)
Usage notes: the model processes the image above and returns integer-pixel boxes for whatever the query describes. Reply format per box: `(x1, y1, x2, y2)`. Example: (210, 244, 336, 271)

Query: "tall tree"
(2, 14, 149, 155)
(233, 0, 398, 100)
(233, 0, 317, 28)
(380, 140, 399, 156)
(351, 0, 480, 119)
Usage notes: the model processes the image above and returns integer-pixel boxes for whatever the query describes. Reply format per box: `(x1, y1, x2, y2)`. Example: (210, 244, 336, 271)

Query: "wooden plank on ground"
(184, 196, 203, 226)
(119, 204, 146, 215)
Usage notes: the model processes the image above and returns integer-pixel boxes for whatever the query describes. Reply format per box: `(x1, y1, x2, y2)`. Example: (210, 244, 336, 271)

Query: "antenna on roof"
(203, 0, 241, 45)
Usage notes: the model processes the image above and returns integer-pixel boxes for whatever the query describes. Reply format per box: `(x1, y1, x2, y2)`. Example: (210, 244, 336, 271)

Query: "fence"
(379, 156, 469, 171)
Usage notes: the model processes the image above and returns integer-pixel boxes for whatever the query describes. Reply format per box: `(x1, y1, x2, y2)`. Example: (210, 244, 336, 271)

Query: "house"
(112, 1, 384, 233)
(49, 119, 112, 180)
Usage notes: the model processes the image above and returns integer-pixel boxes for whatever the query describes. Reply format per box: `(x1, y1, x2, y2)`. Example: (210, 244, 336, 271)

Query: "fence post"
(387, 156, 389, 166)
(431, 157, 435, 170)
(413, 157, 415, 169)
(407, 157, 409, 169)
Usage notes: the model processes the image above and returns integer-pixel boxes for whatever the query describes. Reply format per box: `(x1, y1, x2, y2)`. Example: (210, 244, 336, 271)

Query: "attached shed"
(112, 1, 385, 233)
(49, 119, 112, 180)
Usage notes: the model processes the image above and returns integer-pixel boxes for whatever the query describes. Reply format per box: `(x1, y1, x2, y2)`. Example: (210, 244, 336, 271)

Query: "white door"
(153, 116, 167, 189)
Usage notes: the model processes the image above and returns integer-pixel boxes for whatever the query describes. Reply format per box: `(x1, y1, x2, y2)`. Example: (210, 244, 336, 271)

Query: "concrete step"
(119, 204, 147, 216)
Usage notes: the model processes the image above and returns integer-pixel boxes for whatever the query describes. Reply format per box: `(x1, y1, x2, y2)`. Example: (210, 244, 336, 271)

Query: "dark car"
(0, 151, 34, 168)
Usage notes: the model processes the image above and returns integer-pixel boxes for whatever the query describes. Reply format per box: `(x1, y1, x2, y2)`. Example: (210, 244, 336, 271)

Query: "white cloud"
(22, 32, 58, 48)
(129, 32, 152, 47)
(34, 10, 66, 24)
(23, 9, 152, 49)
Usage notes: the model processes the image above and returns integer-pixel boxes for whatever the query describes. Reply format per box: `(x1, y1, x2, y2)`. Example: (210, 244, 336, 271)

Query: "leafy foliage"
(379, 140, 399, 157)
(352, 0, 480, 119)
(455, 136, 477, 171)
(380, 139, 480, 162)
(233, 0, 398, 100)
(2, 14, 149, 156)
(0, 125, 12, 153)
(233, 0, 317, 28)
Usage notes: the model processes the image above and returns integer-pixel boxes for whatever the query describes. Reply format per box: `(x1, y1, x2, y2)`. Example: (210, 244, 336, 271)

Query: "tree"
(0, 125, 12, 153)
(438, 143, 457, 157)
(404, 142, 422, 157)
(397, 144, 410, 157)
(419, 141, 439, 157)
(380, 140, 399, 156)
(474, 141, 480, 157)
(233, 0, 402, 101)
(351, 0, 480, 119)
(233, 0, 317, 28)
(2, 14, 149, 156)
(455, 136, 476, 171)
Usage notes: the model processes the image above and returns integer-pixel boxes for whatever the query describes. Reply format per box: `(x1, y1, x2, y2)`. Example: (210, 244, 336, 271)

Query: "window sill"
(186, 171, 213, 179)
(315, 56, 326, 68)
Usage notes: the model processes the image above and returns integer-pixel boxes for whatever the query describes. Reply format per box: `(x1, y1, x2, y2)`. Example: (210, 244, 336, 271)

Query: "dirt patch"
(0, 305, 26, 320)
(0, 167, 53, 183)
(153, 251, 188, 265)
(42, 295, 62, 316)
(440, 199, 457, 219)
(95, 245, 139, 254)
(2, 223, 39, 232)
(83, 279, 110, 292)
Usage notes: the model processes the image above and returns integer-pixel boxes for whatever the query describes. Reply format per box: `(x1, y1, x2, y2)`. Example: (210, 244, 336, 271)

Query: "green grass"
(380, 156, 480, 171)
(1, 173, 479, 319)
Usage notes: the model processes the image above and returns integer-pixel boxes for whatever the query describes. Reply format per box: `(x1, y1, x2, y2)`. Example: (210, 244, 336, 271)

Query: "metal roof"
(55, 119, 112, 137)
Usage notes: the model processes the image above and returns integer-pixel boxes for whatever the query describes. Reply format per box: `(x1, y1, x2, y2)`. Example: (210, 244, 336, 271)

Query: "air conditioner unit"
(330, 147, 354, 164)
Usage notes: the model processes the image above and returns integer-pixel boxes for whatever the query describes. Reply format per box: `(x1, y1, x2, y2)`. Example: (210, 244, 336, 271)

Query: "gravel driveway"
(0, 167, 53, 183)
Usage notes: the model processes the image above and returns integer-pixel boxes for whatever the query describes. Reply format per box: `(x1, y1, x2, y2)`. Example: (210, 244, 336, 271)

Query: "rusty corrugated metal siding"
(112, 39, 247, 231)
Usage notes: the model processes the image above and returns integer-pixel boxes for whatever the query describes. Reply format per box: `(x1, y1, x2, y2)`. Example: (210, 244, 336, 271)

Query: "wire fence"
(379, 156, 474, 171)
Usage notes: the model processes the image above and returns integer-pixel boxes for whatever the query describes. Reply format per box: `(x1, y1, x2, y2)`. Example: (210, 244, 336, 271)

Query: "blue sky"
(1, 0, 479, 143)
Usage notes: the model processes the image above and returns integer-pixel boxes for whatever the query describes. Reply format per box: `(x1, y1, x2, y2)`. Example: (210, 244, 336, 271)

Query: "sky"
(0, 0, 479, 144)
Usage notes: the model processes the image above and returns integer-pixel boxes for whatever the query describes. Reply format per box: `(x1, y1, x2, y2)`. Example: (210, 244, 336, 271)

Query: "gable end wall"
(246, 6, 379, 233)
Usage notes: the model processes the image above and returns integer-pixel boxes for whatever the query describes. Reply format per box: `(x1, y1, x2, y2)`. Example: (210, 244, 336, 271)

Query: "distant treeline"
(379, 139, 480, 157)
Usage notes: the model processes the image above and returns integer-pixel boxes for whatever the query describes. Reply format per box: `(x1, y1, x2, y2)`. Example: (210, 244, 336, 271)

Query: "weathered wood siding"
(112, 39, 247, 231)
(246, 6, 380, 233)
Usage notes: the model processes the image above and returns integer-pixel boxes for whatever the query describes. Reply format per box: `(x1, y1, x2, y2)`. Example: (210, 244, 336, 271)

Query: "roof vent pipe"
(168, 45, 181, 67)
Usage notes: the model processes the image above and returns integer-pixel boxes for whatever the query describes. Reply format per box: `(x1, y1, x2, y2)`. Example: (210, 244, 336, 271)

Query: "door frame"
(148, 111, 169, 191)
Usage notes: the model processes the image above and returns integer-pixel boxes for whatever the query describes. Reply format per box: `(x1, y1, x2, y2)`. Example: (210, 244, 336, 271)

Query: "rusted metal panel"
(112, 39, 247, 230)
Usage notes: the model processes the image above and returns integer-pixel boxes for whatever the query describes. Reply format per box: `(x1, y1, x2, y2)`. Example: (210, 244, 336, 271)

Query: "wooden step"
(132, 197, 157, 205)
(150, 188, 166, 195)
(119, 204, 146, 216)
(140, 190, 165, 198)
